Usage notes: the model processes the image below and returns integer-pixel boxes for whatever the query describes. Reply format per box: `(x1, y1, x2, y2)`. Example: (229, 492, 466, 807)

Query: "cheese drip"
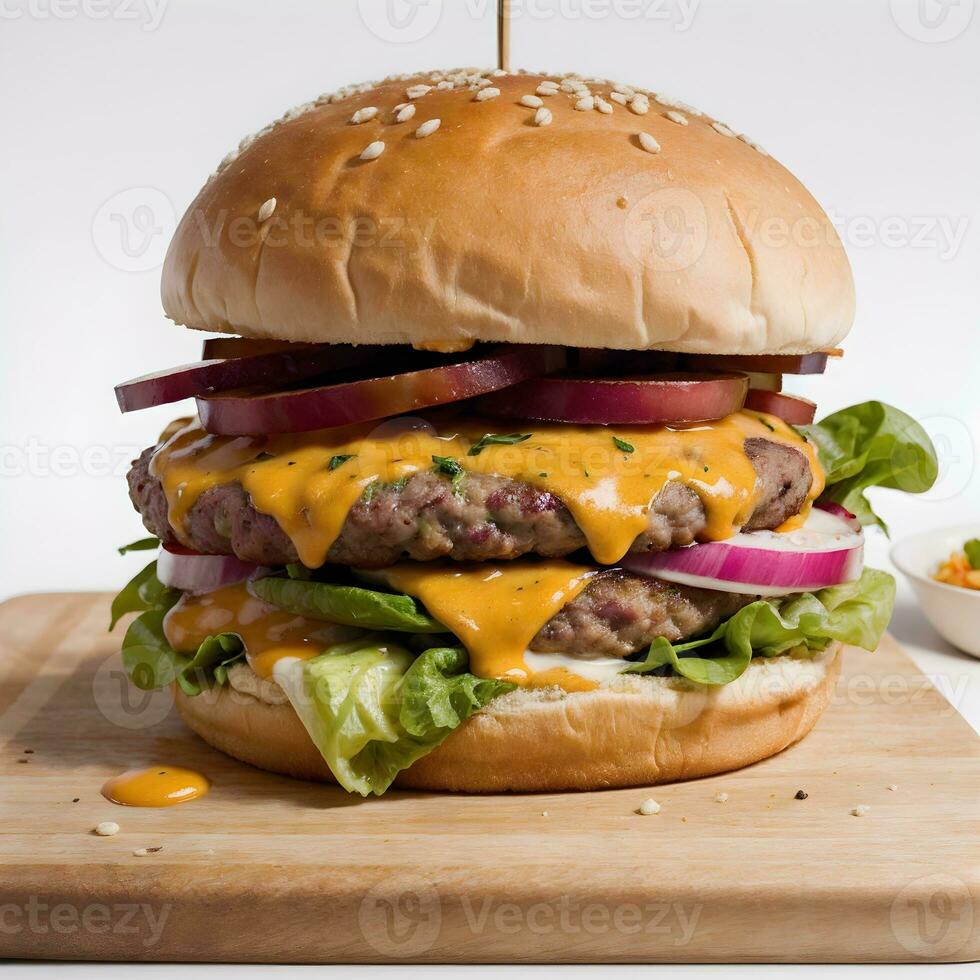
(374, 560, 599, 689)
(150, 411, 823, 568)
(163, 584, 357, 679)
(161, 567, 600, 690)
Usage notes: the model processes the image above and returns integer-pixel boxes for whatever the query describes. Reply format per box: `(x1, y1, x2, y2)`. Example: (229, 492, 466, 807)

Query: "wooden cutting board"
(0, 593, 978, 964)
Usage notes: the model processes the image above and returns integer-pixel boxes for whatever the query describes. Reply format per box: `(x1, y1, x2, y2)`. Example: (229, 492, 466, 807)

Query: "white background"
(1, 0, 978, 600)
(0, 4, 979, 975)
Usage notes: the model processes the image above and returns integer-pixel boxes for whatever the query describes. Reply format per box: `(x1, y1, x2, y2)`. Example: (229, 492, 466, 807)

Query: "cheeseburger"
(112, 69, 937, 795)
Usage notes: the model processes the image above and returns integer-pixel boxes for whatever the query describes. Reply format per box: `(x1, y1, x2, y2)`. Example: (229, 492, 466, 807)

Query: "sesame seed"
(396, 103, 417, 123)
(536, 83, 560, 96)
(737, 134, 769, 157)
(406, 84, 432, 100)
(638, 798, 661, 815)
(415, 118, 441, 139)
(534, 107, 553, 127)
(850, 805, 870, 817)
(574, 96, 595, 111)
(132, 847, 150, 857)
(350, 107, 378, 125)
(609, 91, 628, 106)
(437, 80, 454, 90)
(360, 141, 385, 161)
(595, 97, 613, 114)
(474, 87, 500, 102)
(629, 98, 650, 116)
(665, 110, 688, 126)
(712, 122, 736, 138)
(492, 68, 508, 77)
(638, 132, 661, 154)
(94, 821, 120, 837)
(520, 94, 544, 109)
(715, 792, 730, 803)
(257, 197, 277, 222)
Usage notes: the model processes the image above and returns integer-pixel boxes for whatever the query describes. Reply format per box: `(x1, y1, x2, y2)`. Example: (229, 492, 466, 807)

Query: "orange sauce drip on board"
(101, 766, 210, 807)
(374, 560, 599, 689)
(150, 411, 823, 569)
(163, 584, 356, 679)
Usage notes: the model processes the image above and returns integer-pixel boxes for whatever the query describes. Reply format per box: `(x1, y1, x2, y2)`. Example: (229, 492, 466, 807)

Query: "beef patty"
(128, 436, 811, 569)
(531, 570, 754, 658)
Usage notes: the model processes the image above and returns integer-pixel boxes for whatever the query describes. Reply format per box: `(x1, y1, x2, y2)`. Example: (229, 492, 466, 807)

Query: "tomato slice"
(198, 346, 565, 435)
(477, 373, 749, 425)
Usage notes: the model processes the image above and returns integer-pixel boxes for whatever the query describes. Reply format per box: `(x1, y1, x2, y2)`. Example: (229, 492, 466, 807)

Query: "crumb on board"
(94, 822, 120, 837)
(887, 784, 898, 792)
(795, 790, 809, 800)
(637, 798, 661, 815)
(851, 805, 870, 817)
(715, 793, 730, 803)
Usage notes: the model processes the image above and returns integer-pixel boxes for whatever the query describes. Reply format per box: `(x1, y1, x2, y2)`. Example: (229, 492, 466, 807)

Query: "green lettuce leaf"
(799, 401, 937, 533)
(249, 575, 448, 633)
(275, 640, 514, 796)
(121, 609, 189, 690)
(113, 561, 245, 694)
(117, 537, 160, 555)
(626, 568, 896, 686)
(109, 560, 179, 631)
(176, 634, 246, 696)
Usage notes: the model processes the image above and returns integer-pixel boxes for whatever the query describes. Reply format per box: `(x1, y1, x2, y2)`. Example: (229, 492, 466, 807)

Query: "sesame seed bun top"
(161, 69, 855, 354)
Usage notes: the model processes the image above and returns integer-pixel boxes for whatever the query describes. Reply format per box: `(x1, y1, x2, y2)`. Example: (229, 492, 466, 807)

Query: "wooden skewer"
(498, 0, 511, 72)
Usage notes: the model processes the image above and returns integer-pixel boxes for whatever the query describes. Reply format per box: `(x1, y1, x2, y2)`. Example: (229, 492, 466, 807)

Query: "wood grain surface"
(0, 592, 977, 964)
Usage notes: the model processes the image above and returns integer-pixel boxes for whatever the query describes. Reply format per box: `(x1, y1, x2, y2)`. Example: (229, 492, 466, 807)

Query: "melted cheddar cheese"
(164, 584, 357, 679)
(150, 411, 823, 568)
(161, 567, 602, 690)
(374, 560, 599, 689)
(101, 766, 210, 808)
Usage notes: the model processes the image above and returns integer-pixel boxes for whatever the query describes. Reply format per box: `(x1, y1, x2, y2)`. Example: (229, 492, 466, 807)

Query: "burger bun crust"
(174, 644, 842, 793)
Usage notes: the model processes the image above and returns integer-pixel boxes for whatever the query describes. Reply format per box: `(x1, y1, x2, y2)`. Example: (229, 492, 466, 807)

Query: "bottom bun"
(174, 644, 842, 793)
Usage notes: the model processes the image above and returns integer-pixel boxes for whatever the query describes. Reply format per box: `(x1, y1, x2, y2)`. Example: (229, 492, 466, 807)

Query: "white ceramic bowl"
(891, 524, 980, 658)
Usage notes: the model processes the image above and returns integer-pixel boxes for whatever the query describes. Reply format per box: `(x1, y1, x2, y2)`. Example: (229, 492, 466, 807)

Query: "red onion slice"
(158, 547, 267, 594)
(621, 506, 864, 596)
(198, 345, 565, 436)
(744, 389, 817, 425)
(115, 345, 385, 413)
(477, 373, 748, 425)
